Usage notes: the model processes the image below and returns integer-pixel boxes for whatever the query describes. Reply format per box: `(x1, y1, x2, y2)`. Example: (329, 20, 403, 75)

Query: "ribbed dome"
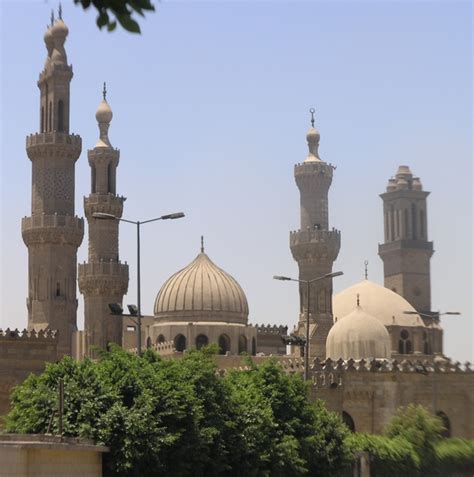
(326, 305, 391, 360)
(154, 251, 249, 324)
(333, 280, 426, 328)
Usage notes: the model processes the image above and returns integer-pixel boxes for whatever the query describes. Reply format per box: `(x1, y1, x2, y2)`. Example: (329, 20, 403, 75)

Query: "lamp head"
(273, 275, 292, 281)
(161, 212, 185, 220)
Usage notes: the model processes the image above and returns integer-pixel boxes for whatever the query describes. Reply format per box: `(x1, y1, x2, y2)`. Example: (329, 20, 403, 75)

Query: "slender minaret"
(378, 166, 434, 314)
(290, 111, 341, 359)
(78, 85, 129, 353)
(22, 12, 84, 357)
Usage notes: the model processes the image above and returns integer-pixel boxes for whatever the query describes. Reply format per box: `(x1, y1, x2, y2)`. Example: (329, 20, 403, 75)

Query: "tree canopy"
(6, 346, 350, 477)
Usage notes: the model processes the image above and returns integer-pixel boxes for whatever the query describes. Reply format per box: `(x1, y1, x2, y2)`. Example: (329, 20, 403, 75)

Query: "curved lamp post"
(93, 211, 185, 355)
(273, 270, 343, 380)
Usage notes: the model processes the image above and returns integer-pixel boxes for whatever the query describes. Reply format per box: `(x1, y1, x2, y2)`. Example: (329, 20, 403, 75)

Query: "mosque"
(0, 13, 472, 438)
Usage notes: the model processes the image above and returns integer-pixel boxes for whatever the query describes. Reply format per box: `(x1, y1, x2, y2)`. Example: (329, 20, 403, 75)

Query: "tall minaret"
(78, 86, 129, 353)
(378, 166, 434, 315)
(290, 112, 341, 359)
(22, 12, 84, 357)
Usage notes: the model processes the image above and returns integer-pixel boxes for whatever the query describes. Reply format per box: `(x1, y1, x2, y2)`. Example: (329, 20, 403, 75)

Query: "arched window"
(196, 334, 208, 350)
(156, 334, 165, 344)
(342, 411, 355, 432)
(390, 205, 395, 241)
(404, 209, 409, 238)
(423, 331, 431, 355)
(91, 165, 96, 193)
(174, 334, 186, 352)
(399, 329, 412, 354)
(420, 210, 425, 238)
(218, 334, 230, 355)
(48, 101, 52, 132)
(107, 162, 113, 193)
(238, 335, 247, 354)
(41, 106, 45, 133)
(436, 411, 451, 438)
(411, 203, 417, 239)
(56, 282, 61, 297)
(251, 337, 257, 356)
(57, 100, 64, 132)
(146, 336, 152, 349)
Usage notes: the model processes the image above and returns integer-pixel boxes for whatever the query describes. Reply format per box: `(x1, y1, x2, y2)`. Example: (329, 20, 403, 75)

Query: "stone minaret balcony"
(290, 115, 340, 359)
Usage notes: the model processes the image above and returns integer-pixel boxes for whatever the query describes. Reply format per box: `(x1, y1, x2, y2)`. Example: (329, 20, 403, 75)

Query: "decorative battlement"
(38, 62, 73, 83)
(26, 132, 81, 148)
(290, 229, 341, 262)
(78, 260, 129, 278)
(0, 328, 58, 341)
(255, 324, 288, 335)
(290, 228, 341, 245)
(88, 146, 120, 159)
(22, 214, 84, 246)
(84, 194, 125, 218)
(294, 161, 335, 172)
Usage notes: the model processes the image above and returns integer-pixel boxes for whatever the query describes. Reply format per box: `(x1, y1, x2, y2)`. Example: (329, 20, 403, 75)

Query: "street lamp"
(403, 311, 461, 317)
(93, 211, 185, 355)
(273, 270, 343, 381)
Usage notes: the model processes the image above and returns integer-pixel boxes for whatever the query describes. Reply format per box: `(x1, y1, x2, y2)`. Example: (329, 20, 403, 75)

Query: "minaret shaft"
(290, 125, 340, 359)
(78, 97, 129, 354)
(22, 20, 83, 358)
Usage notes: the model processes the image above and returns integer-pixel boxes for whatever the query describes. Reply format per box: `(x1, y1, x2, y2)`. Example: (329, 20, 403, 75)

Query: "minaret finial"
(58, 3, 62, 20)
(356, 293, 360, 307)
(309, 107, 315, 128)
(364, 260, 368, 280)
(50, 9, 55, 26)
(103, 82, 107, 101)
(200, 236, 204, 253)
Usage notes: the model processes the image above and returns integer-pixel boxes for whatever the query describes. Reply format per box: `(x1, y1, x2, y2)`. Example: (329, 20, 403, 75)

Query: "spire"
(305, 107, 321, 162)
(364, 260, 368, 280)
(51, 9, 55, 26)
(200, 235, 205, 253)
(58, 3, 62, 20)
(356, 293, 360, 307)
(95, 85, 113, 147)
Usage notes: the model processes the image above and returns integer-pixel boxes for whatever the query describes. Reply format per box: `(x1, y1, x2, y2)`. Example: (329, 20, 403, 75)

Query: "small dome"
(154, 249, 249, 324)
(396, 178, 409, 190)
(305, 127, 321, 162)
(412, 177, 423, 191)
(326, 305, 391, 360)
(96, 99, 113, 124)
(51, 19, 69, 38)
(333, 280, 425, 328)
(396, 165, 412, 178)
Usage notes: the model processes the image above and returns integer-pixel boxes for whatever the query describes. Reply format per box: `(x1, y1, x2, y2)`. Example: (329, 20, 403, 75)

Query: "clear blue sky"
(1, 1, 472, 361)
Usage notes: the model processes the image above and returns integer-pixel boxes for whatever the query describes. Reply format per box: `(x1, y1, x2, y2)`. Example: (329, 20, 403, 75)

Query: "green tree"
(73, 0, 155, 33)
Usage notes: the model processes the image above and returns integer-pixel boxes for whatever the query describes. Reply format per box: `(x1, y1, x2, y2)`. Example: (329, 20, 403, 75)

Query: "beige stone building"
(1, 14, 472, 444)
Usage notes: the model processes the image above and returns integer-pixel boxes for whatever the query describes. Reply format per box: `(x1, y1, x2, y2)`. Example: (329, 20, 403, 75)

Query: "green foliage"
(385, 403, 443, 473)
(6, 348, 350, 477)
(73, 0, 155, 34)
(434, 438, 474, 476)
(347, 433, 420, 477)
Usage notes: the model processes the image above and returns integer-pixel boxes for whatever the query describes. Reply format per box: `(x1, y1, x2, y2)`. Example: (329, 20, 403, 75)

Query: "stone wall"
(0, 434, 107, 477)
(0, 329, 58, 417)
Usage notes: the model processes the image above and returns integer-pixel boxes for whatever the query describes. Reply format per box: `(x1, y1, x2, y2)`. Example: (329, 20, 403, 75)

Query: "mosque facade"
(0, 15, 472, 438)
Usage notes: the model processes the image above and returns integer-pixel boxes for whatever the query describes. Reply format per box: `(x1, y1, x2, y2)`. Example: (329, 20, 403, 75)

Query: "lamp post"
(93, 211, 185, 355)
(273, 270, 343, 381)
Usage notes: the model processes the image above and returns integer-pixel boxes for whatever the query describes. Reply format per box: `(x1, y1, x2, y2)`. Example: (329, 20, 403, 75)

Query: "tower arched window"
(107, 162, 114, 194)
(91, 165, 96, 193)
(218, 334, 231, 355)
(238, 335, 247, 354)
(41, 106, 45, 133)
(56, 282, 61, 297)
(57, 100, 64, 132)
(48, 101, 52, 132)
(390, 205, 395, 241)
(174, 334, 186, 352)
(196, 334, 208, 350)
(420, 210, 425, 238)
(404, 209, 409, 239)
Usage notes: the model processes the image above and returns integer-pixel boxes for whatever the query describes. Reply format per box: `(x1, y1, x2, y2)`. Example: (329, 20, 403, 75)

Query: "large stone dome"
(154, 249, 249, 324)
(333, 280, 425, 328)
(326, 305, 391, 360)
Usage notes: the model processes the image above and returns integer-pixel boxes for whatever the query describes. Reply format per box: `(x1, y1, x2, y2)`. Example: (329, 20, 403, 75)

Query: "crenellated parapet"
(26, 132, 82, 161)
(22, 214, 84, 247)
(84, 194, 125, 219)
(255, 324, 288, 335)
(290, 228, 341, 262)
(0, 328, 58, 341)
(78, 261, 129, 296)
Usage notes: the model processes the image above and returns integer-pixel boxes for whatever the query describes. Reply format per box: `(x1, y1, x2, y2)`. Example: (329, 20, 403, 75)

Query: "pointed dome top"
(95, 83, 113, 148)
(154, 243, 249, 324)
